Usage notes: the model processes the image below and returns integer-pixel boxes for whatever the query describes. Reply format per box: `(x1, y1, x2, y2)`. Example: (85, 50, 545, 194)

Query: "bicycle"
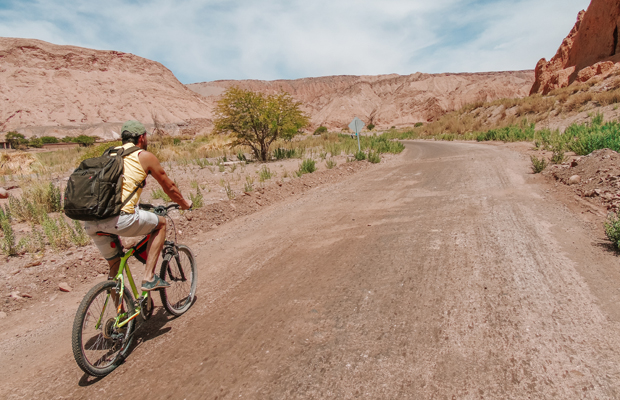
(71, 203, 197, 377)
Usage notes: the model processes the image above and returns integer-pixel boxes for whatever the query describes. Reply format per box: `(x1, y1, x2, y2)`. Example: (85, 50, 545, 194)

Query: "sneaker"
(140, 274, 170, 291)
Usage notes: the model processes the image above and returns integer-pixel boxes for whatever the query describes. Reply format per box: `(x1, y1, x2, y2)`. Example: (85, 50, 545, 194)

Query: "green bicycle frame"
(94, 247, 150, 331)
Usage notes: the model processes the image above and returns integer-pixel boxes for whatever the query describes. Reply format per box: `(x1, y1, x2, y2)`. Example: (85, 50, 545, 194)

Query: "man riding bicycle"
(84, 120, 192, 291)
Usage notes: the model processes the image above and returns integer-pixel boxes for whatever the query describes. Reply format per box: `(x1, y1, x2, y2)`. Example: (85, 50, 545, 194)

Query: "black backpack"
(64, 146, 145, 221)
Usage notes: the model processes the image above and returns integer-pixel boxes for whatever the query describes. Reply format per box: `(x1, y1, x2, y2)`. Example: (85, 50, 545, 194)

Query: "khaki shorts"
(84, 209, 159, 260)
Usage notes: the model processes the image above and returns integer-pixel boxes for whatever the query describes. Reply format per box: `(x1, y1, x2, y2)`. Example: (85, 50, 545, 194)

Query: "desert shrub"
(151, 188, 171, 202)
(28, 137, 43, 148)
(368, 150, 381, 163)
(367, 123, 375, 131)
(296, 159, 316, 176)
(354, 151, 366, 161)
(77, 141, 122, 163)
(224, 181, 235, 199)
(314, 126, 328, 135)
(273, 148, 299, 160)
(244, 176, 254, 192)
(605, 211, 620, 249)
(40, 136, 59, 144)
(72, 135, 97, 147)
(325, 158, 337, 169)
(190, 186, 204, 208)
(414, 122, 424, 128)
(70, 220, 91, 247)
(0, 217, 17, 256)
(258, 166, 273, 182)
(530, 155, 547, 173)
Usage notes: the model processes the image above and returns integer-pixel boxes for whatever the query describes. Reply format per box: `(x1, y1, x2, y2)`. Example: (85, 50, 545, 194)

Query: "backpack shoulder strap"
(106, 145, 142, 158)
(121, 146, 142, 157)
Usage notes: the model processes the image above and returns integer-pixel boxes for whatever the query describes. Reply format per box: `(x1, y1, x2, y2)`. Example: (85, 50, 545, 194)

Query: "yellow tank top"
(114, 143, 146, 214)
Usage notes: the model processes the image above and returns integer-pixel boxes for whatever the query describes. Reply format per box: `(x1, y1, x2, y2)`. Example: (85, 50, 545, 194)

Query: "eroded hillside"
(188, 71, 534, 130)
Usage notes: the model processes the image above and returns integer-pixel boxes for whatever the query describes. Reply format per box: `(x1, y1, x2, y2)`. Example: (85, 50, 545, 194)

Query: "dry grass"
(0, 152, 39, 175)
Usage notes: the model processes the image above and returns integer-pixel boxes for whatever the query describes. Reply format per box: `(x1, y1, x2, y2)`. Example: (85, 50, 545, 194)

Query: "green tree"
(40, 136, 59, 144)
(28, 137, 43, 148)
(73, 135, 96, 147)
(213, 87, 309, 161)
(6, 131, 29, 149)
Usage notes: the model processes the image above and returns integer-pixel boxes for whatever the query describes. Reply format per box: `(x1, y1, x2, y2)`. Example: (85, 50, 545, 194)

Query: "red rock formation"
(0, 37, 213, 139)
(531, 0, 620, 95)
(189, 71, 534, 130)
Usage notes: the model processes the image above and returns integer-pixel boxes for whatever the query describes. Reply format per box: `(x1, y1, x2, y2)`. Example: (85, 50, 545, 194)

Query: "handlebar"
(138, 203, 182, 216)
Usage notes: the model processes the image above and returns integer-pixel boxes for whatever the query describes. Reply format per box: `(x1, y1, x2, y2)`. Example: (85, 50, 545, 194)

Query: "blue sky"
(0, 0, 591, 84)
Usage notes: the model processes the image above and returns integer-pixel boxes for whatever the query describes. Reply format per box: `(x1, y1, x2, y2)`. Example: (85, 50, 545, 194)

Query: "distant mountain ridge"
(0, 37, 213, 139)
(0, 37, 534, 138)
(188, 71, 534, 130)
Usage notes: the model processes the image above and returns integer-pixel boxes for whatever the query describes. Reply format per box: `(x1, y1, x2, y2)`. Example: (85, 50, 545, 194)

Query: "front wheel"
(159, 245, 197, 316)
(72, 280, 136, 377)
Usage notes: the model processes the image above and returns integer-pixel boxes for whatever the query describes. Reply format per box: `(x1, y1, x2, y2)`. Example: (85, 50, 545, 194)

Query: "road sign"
(349, 117, 365, 134)
(349, 117, 365, 152)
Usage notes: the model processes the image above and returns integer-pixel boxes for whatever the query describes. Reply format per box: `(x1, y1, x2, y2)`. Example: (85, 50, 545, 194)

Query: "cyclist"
(83, 120, 192, 291)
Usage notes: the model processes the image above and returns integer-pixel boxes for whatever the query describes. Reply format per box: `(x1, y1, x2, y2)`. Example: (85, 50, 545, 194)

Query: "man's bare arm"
(138, 151, 191, 209)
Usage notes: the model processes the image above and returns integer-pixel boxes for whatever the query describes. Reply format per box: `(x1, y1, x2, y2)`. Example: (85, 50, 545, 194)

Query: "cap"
(121, 120, 146, 137)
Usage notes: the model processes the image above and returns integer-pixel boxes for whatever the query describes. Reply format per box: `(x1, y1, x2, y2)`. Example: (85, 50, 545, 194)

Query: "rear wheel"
(159, 245, 197, 316)
(72, 280, 136, 377)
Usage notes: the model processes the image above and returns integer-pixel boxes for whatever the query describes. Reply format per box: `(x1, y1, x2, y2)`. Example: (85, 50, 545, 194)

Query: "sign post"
(349, 117, 365, 152)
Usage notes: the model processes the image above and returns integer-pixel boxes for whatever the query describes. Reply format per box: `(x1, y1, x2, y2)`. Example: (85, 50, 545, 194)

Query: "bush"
(73, 135, 97, 147)
(296, 159, 316, 176)
(367, 123, 375, 131)
(41, 136, 59, 144)
(77, 141, 122, 163)
(189, 186, 204, 208)
(325, 158, 337, 169)
(368, 150, 381, 163)
(414, 122, 423, 128)
(314, 126, 328, 135)
(28, 137, 43, 148)
(258, 166, 273, 182)
(605, 211, 620, 249)
(530, 155, 547, 173)
(354, 151, 366, 161)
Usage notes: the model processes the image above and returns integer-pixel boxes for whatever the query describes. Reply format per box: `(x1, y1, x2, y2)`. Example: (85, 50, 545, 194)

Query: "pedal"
(138, 295, 154, 321)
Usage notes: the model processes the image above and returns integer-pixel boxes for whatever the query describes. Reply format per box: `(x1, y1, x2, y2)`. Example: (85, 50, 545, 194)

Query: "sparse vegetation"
(314, 126, 328, 135)
(151, 188, 171, 202)
(354, 151, 366, 161)
(605, 211, 620, 249)
(189, 185, 204, 209)
(367, 150, 381, 164)
(326, 158, 337, 169)
(530, 155, 548, 173)
(258, 165, 273, 182)
(296, 159, 316, 177)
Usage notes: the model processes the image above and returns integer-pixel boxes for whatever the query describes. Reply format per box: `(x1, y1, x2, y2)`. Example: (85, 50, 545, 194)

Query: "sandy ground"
(3, 141, 620, 399)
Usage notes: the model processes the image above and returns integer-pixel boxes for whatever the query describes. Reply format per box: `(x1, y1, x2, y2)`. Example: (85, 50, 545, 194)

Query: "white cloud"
(0, 0, 591, 83)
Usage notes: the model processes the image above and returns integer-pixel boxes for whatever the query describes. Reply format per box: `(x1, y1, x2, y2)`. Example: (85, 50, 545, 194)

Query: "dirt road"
(4, 140, 620, 399)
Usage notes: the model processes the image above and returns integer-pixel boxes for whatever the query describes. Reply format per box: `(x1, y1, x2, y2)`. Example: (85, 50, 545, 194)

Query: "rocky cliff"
(531, 0, 620, 95)
(0, 38, 213, 139)
(188, 71, 534, 130)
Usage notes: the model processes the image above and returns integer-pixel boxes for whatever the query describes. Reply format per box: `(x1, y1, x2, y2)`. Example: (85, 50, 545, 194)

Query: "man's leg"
(143, 216, 166, 283)
(106, 257, 123, 310)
